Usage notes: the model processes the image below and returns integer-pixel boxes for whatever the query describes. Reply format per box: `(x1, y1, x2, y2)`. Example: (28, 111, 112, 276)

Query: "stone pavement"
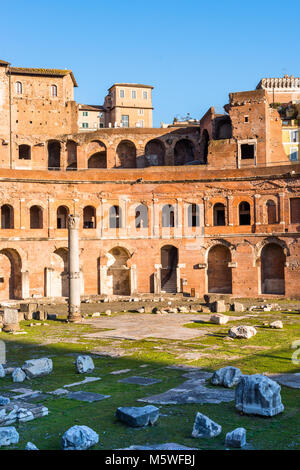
(83, 313, 215, 340)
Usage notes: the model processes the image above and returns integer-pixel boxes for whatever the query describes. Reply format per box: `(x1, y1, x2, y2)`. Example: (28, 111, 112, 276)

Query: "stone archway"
(145, 139, 165, 166)
(49, 248, 69, 297)
(116, 140, 136, 168)
(107, 247, 131, 295)
(0, 249, 22, 300)
(174, 139, 195, 165)
(207, 244, 232, 293)
(87, 141, 107, 168)
(261, 243, 285, 294)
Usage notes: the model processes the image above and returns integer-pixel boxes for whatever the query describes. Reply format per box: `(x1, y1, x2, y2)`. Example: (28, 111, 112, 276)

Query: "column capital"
(68, 214, 80, 230)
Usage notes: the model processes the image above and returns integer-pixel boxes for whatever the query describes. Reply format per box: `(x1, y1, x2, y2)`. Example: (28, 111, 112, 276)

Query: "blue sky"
(2, 0, 300, 126)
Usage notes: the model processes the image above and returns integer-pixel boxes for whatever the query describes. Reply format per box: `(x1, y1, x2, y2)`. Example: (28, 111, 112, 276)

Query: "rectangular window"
(290, 198, 300, 223)
(137, 120, 144, 128)
(143, 91, 148, 99)
(131, 90, 137, 99)
(99, 123, 104, 128)
(120, 90, 125, 98)
(241, 143, 255, 159)
(121, 115, 129, 127)
(290, 130, 299, 143)
(83, 111, 88, 117)
(82, 122, 89, 128)
(290, 147, 298, 161)
(138, 109, 144, 115)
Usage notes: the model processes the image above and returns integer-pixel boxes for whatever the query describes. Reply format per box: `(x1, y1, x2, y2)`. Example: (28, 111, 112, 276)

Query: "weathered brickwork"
(0, 60, 299, 300)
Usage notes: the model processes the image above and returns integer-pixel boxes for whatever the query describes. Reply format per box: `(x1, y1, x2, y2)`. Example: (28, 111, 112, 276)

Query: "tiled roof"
(79, 104, 105, 112)
(108, 83, 153, 91)
(0, 59, 10, 66)
(9, 67, 78, 86)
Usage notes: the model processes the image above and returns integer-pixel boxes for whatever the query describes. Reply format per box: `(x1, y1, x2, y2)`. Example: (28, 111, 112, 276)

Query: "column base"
(67, 314, 83, 323)
(68, 305, 82, 322)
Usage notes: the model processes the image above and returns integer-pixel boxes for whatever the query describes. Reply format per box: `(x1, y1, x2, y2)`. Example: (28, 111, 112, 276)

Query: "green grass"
(1, 308, 300, 450)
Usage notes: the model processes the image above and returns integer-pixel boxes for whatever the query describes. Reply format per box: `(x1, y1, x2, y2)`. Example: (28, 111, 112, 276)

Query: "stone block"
(75, 355, 95, 374)
(225, 427, 246, 448)
(61, 425, 99, 450)
(192, 412, 222, 438)
(3, 309, 19, 332)
(116, 405, 159, 427)
(235, 374, 284, 416)
(228, 325, 257, 339)
(210, 314, 229, 325)
(22, 358, 53, 378)
(210, 300, 226, 313)
(0, 427, 19, 447)
(211, 366, 242, 388)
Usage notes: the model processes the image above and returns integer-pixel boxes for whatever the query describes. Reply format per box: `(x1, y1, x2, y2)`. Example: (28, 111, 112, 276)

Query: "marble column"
(67, 214, 82, 322)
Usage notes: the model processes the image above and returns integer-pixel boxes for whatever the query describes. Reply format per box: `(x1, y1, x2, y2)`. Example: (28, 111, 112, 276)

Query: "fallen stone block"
(22, 358, 53, 378)
(0, 364, 5, 378)
(25, 442, 38, 450)
(210, 314, 229, 325)
(12, 368, 26, 383)
(121, 443, 198, 450)
(0, 426, 19, 447)
(75, 355, 95, 374)
(228, 325, 257, 339)
(0, 396, 10, 405)
(211, 366, 242, 388)
(235, 374, 284, 416)
(225, 427, 246, 448)
(192, 412, 222, 438)
(61, 425, 99, 450)
(232, 302, 245, 312)
(210, 300, 226, 313)
(116, 405, 159, 427)
(20, 303, 38, 321)
(3, 308, 19, 332)
(270, 320, 283, 329)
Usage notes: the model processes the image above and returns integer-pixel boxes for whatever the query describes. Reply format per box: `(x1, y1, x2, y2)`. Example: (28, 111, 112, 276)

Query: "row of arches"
(0, 199, 288, 230)
(0, 242, 286, 300)
(19, 137, 200, 170)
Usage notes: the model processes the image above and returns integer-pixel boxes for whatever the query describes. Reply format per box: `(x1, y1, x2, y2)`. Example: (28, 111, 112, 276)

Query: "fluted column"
(67, 214, 82, 322)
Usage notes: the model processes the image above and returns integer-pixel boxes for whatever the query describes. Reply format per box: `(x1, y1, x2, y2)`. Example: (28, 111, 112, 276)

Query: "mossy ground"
(1, 303, 300, 450)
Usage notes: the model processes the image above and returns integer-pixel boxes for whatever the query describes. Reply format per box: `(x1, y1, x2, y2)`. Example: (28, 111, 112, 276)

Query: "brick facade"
(0, 61, 299, 300)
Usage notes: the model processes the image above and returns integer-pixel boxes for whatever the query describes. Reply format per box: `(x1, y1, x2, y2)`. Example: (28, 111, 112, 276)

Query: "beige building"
(78, 104, 105, 131)
(104, 83, 153, 128)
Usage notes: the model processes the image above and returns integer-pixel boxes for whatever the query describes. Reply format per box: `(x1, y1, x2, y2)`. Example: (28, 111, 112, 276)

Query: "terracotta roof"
(79, 104, 105, 112)
(108, 83, 154, 91)
(0, 59, 10, 66)
(9, 67, 78, 87)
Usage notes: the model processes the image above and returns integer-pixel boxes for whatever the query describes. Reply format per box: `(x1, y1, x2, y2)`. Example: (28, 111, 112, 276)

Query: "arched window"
(57, 206, 69, 229)
(109, 206, 122, 229)
(162, 204, 175, 228)
(213, 203, 226, 226)
(267, 200, 277, 224)
(1, 205, 14, 229)
(15, 81, 22, 94)
(30, 206, 43, 229)
(188, 204, 199, 227)
(239, 201, 251, 225)
(135, 204, 148, 229)
(51, 85, 57, 97)
(83, 206, 96, 229)
(18, 144, 31, 160)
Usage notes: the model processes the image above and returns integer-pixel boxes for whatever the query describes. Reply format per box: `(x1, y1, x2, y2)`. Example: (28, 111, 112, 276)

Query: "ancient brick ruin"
(0, 59, 299, 300)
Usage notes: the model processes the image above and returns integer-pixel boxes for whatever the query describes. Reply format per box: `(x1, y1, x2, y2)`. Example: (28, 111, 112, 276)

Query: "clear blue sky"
(2, 0, 300, 126)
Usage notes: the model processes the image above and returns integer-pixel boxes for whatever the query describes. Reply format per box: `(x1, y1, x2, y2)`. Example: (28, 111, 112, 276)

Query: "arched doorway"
(107, 247, 130, 295)
(83, 206, 96, 228)
(87, 141, 107, 168)
(261, 243, 285, 294)
(174, 139, 195, 165)
(207, 244, 232, 293)
(160, 245, 178, 293)
(57, 206, 69, 229)
(116, 140, 136, 168)
(0, 249, 22, 300)
(51, 248, 68, 297)
(200, 129, 209, 164)
(145, 139, 165, 166)
(30, 205, 43, 229)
